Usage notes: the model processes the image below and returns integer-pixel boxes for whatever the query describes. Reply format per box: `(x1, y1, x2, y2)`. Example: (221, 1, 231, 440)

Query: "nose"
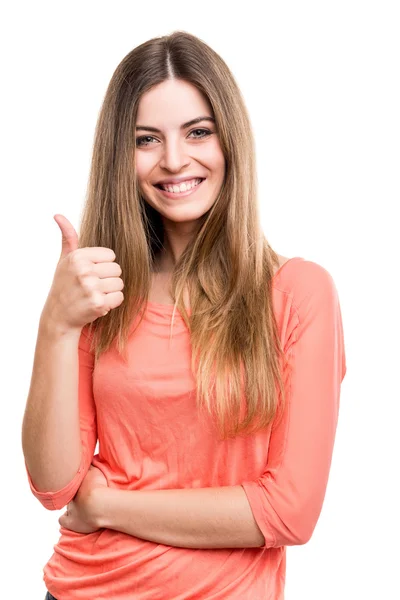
(159, 137, 190, 173)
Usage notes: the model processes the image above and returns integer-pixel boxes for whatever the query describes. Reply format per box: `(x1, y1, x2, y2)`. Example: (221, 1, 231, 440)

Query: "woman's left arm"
(240, 263, 347, 549)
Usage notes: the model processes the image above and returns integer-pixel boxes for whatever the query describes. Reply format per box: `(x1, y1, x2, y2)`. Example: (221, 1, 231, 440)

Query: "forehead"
(136, 79, 213, 127)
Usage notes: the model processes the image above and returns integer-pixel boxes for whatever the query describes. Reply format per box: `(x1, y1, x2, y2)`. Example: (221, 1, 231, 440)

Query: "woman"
(22, 31, 347, 600)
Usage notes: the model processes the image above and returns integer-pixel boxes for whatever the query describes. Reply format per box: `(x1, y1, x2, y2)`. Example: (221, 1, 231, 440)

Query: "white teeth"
(160, 178, 202, 193)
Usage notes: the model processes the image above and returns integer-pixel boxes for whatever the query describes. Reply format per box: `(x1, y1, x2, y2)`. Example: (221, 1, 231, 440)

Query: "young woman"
(22, 31, 347, 600)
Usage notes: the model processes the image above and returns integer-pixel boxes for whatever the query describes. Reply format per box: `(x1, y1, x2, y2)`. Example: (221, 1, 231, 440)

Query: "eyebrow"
(135, 116, 215, 133)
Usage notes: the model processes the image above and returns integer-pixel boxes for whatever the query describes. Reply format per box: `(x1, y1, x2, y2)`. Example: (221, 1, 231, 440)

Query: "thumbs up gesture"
(41, 214, 124, 333)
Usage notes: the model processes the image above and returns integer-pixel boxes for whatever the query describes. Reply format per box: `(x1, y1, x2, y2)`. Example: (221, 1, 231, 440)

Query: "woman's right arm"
(21, 213, 123, 510)
(21, 315, 83, 493)
(21, 315, 98, 510)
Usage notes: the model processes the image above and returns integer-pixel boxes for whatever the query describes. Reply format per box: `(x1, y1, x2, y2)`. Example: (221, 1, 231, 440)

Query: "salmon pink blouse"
(25, 257, 347, 599)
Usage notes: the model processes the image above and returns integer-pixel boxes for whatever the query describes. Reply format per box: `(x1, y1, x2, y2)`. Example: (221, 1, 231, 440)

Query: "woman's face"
(134, 79, 225, 229)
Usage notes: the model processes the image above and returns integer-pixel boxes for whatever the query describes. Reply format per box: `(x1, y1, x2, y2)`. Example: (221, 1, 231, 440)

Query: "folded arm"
(93, 485, 265, 549)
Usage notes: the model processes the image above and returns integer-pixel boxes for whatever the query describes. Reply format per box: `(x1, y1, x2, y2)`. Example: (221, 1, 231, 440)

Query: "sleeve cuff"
(24, 449, 87, 511)
(241, 481, 277, 549)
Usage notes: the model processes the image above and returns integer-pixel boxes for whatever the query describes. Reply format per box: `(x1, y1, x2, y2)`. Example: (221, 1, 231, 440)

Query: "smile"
(153, 178, 205, 199)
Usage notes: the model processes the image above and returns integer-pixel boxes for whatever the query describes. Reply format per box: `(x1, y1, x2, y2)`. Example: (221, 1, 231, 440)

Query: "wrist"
(39, 311, 82, 341)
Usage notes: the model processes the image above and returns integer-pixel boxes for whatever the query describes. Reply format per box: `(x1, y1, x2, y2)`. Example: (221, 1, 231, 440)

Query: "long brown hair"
(79, 30, 287, 440)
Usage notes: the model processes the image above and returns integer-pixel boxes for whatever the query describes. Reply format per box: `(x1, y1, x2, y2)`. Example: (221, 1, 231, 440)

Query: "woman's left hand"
(58, 464, 108, 534)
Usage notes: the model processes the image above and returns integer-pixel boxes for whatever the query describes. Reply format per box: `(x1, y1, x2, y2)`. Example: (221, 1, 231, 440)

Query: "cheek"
(202, 143, 225, 174)
(134, 154, 153, 183)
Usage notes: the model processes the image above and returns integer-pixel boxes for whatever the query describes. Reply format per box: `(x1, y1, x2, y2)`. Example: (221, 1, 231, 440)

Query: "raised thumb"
(54, 214, 79, 259)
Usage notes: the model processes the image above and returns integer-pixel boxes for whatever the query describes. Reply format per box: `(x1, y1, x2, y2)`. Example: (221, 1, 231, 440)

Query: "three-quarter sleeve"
(241, 263, 347, 548)
(24, 326, 98, 510)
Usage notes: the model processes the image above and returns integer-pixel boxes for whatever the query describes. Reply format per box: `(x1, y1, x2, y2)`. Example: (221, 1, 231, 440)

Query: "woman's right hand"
(41, 214, 124, 333)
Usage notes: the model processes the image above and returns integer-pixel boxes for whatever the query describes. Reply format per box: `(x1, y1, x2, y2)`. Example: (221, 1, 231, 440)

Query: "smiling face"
(134, 79, 226, 234)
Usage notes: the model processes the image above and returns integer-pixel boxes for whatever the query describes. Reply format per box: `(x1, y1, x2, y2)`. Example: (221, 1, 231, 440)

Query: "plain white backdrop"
(2, 1, 399, 598)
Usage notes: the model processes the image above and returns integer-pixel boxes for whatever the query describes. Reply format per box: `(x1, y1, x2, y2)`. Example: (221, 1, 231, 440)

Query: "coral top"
(25, 257, 347, 600)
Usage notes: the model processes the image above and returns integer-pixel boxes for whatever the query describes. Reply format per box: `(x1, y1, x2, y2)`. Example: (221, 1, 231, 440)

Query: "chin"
(164, 204, 214, 219)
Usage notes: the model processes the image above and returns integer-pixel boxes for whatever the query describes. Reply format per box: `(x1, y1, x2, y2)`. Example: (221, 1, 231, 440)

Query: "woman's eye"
(135, 128, 212, 147)
(189, 128, 212, 139)
(136, 135, 156, 147)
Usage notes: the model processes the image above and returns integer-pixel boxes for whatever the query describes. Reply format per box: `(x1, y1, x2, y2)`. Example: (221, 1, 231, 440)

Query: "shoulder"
(273, 259, 345, 375)
(274, 257, 341, 312)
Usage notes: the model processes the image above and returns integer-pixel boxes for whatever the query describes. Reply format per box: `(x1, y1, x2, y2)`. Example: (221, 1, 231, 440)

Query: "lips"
(154, 178, 205, 190)
(153, 177, 206, 199)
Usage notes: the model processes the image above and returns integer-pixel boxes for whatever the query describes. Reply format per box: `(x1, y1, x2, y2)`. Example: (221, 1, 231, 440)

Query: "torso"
(149, 254, 290, 306)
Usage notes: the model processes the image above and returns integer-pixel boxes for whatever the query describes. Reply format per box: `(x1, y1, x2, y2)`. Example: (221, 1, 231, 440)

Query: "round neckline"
(146, 257, 304, 310)
(147, 300, 177, 308)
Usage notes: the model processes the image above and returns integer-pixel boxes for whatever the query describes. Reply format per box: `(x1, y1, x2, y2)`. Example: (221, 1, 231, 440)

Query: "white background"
(2, 1, 399, 598)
